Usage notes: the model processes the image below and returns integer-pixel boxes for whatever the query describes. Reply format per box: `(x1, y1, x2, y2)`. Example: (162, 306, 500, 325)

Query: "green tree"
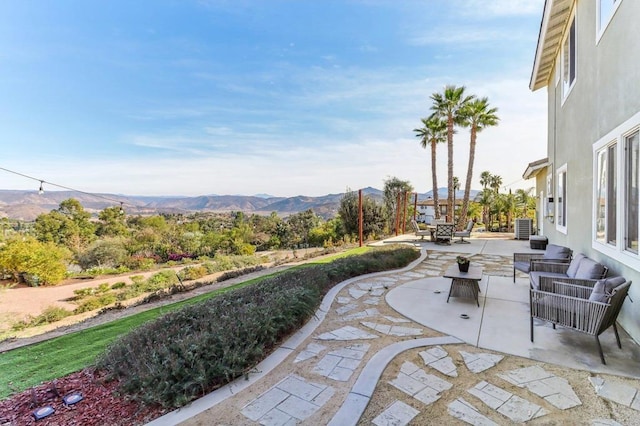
(34, 198, 95, 252)
(515, 188, 536, 219)
(383, 177, 413, 233)
(97, 206, 129, 237)
(430, 85, 475, 221)
(338, 189, 385, 242)
(0, 236, 70, 285)
(77, 238, 128, 270)
(286, 209, 321, 247)
(414, 116, 447, 219)
(458, 97, 499, 228)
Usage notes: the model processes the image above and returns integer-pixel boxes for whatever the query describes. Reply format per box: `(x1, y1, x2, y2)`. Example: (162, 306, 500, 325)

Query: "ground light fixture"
(32, 406, 54, 420)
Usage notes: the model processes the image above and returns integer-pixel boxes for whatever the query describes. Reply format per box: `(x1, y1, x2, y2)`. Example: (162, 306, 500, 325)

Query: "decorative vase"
(458, 261, 470, 272)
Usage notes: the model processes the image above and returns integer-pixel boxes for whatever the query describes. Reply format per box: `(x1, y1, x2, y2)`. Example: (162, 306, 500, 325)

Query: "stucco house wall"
(533, 0, 640, 342)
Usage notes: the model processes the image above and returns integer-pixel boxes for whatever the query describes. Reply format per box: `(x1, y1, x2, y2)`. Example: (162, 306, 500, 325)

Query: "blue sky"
(0, 0, 547, 197)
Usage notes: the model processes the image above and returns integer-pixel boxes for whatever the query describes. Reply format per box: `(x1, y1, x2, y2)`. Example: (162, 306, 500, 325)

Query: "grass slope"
(0, 247, 372, 398)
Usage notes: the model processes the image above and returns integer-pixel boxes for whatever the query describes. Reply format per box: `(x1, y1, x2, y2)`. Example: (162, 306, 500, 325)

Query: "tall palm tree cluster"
(414, 85, 499, 229)
(477, 171, 536, 232)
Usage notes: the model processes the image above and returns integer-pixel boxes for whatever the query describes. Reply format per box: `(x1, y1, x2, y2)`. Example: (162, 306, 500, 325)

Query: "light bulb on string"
(38, 181, 44, 195)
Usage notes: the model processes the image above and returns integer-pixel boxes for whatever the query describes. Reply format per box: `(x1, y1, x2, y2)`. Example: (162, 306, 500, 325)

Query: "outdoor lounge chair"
(433, 223, 455, 245)
(530, 276, 631, 364)
(410, 219, 431, 240)
(454, 220, 474, 244)
(513, 243, 572, 282)
(529, 253, 608, 290)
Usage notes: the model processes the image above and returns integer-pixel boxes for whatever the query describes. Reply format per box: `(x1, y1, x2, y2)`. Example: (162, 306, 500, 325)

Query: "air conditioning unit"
(514, 218, 532, 240)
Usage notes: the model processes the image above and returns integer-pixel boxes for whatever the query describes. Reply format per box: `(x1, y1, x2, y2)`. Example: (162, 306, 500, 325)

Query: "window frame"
(556, 164, 568, 234)
(592, 110, 640, 270)
(561, 10, 577, 103)
(596, 0, 622, 43)
(594, 141, 617, 246)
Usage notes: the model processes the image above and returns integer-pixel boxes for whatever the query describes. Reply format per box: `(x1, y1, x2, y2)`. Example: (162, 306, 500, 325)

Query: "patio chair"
(433, 223, 455, 245)
(530, 276, 631, 364)
(529, 253, 608, 290)
(410, 219, 431, 240)
(513, 243, 572, 282)
(454, 220, 474, 244)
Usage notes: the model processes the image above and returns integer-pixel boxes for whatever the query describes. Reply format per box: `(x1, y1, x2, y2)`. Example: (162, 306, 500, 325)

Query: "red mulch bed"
(0, 369, 167, 426)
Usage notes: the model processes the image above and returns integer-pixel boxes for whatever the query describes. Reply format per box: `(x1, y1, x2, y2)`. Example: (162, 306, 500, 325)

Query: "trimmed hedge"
(97, 246, 419, 408)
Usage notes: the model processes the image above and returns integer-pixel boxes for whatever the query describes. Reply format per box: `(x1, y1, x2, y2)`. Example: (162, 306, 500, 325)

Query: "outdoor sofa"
(513, 243, 572, 282)
(529, 253, 608, 290)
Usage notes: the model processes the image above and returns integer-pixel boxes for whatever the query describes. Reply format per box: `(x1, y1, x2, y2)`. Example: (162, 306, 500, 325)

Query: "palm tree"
(515, 188, 535, 218)
(430, 85, 475, 222)
(457, 98, 499, 228)
(480, 171, 491, 190)
(453, 176, 460, 223)
(478, 188, 493, 228)
(413, 116, 447, 219)
(489, 174, 503, 195)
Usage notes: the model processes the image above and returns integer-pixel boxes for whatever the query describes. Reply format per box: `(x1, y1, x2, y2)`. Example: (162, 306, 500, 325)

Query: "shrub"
(11, 305, 73, 330)
(177, 265, 208, 281)
(111, 281, 127, 290)
(97, 246, 418, 408)
(74, 293, 117, 314)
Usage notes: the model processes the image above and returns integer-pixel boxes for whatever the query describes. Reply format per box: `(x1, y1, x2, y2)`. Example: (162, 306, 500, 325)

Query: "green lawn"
(0, 247, 371, 398)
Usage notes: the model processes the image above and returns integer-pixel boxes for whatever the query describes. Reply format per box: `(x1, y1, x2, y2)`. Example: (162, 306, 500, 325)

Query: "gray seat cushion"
(529, 271, 568, 290)
(589, 276, 626, 303)
(543, 244, 572, 260)
(565, 253, 586, 278)
(514, 260, 531, 274)
(574, 257, 606, 279)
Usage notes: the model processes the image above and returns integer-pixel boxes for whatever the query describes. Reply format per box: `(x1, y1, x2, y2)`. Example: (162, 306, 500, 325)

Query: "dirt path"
(0, 247, 328, 351)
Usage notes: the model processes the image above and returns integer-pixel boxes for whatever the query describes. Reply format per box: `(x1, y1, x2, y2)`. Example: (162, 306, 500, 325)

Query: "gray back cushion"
(566, 253, 586, 277)
(543, 244, 572, 260)
(574, 257, 606, 279)
(589, 276, 627, 303)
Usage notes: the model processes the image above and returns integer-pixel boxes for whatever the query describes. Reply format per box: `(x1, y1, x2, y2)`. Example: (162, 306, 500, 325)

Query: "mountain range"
(0, 187, 478, 221)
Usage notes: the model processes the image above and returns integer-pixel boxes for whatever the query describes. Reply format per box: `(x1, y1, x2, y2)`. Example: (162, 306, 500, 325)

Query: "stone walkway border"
(148, 246, 430, 425)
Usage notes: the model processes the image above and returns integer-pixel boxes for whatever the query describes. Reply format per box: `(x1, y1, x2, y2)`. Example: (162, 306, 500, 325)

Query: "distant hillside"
(0, 186, 478, 221)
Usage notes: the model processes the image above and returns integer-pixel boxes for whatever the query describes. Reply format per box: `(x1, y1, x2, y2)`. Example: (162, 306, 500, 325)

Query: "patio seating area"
(150, 233, 640, 425)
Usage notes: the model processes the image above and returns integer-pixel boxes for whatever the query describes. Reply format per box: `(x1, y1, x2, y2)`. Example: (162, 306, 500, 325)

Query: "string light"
(0, 166, 128, 210)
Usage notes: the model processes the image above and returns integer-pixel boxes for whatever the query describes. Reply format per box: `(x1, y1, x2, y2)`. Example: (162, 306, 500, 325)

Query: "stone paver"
(589, 377, 640, 411)
(341, 308, 380, 322)
(420, 346, 457, 377)
(293, 342, 326, 364)
(241, 374, 334, 424)
(499, 366, 581, 409)
(372, 400, 419, 426)
(336, 303, 358, 315)
(448, 398, 499, 426)
(361, 321, 422, 337)
(389, 361, 452, 406)
(592, 420, 624, 426)
(313, 343, 370, 382)
(459, 351, 503, 373)
(382, 315, 410, 323)
(315, 325, 379, 341)
(363, 297, 381, 305)
(468, 381, 548, 422)
(348, 288, 368, 299)
(336, 296, 352, 304)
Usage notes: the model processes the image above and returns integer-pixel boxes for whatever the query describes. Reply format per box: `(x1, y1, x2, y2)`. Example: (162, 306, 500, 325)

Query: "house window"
(597, 0, 621, 39)
(557, 165, 568, 233)
(595, 143, 617, 245)
(593, 112, 640, 269)
(625, 131, 639, 254)
(562, 13, 577, 100)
